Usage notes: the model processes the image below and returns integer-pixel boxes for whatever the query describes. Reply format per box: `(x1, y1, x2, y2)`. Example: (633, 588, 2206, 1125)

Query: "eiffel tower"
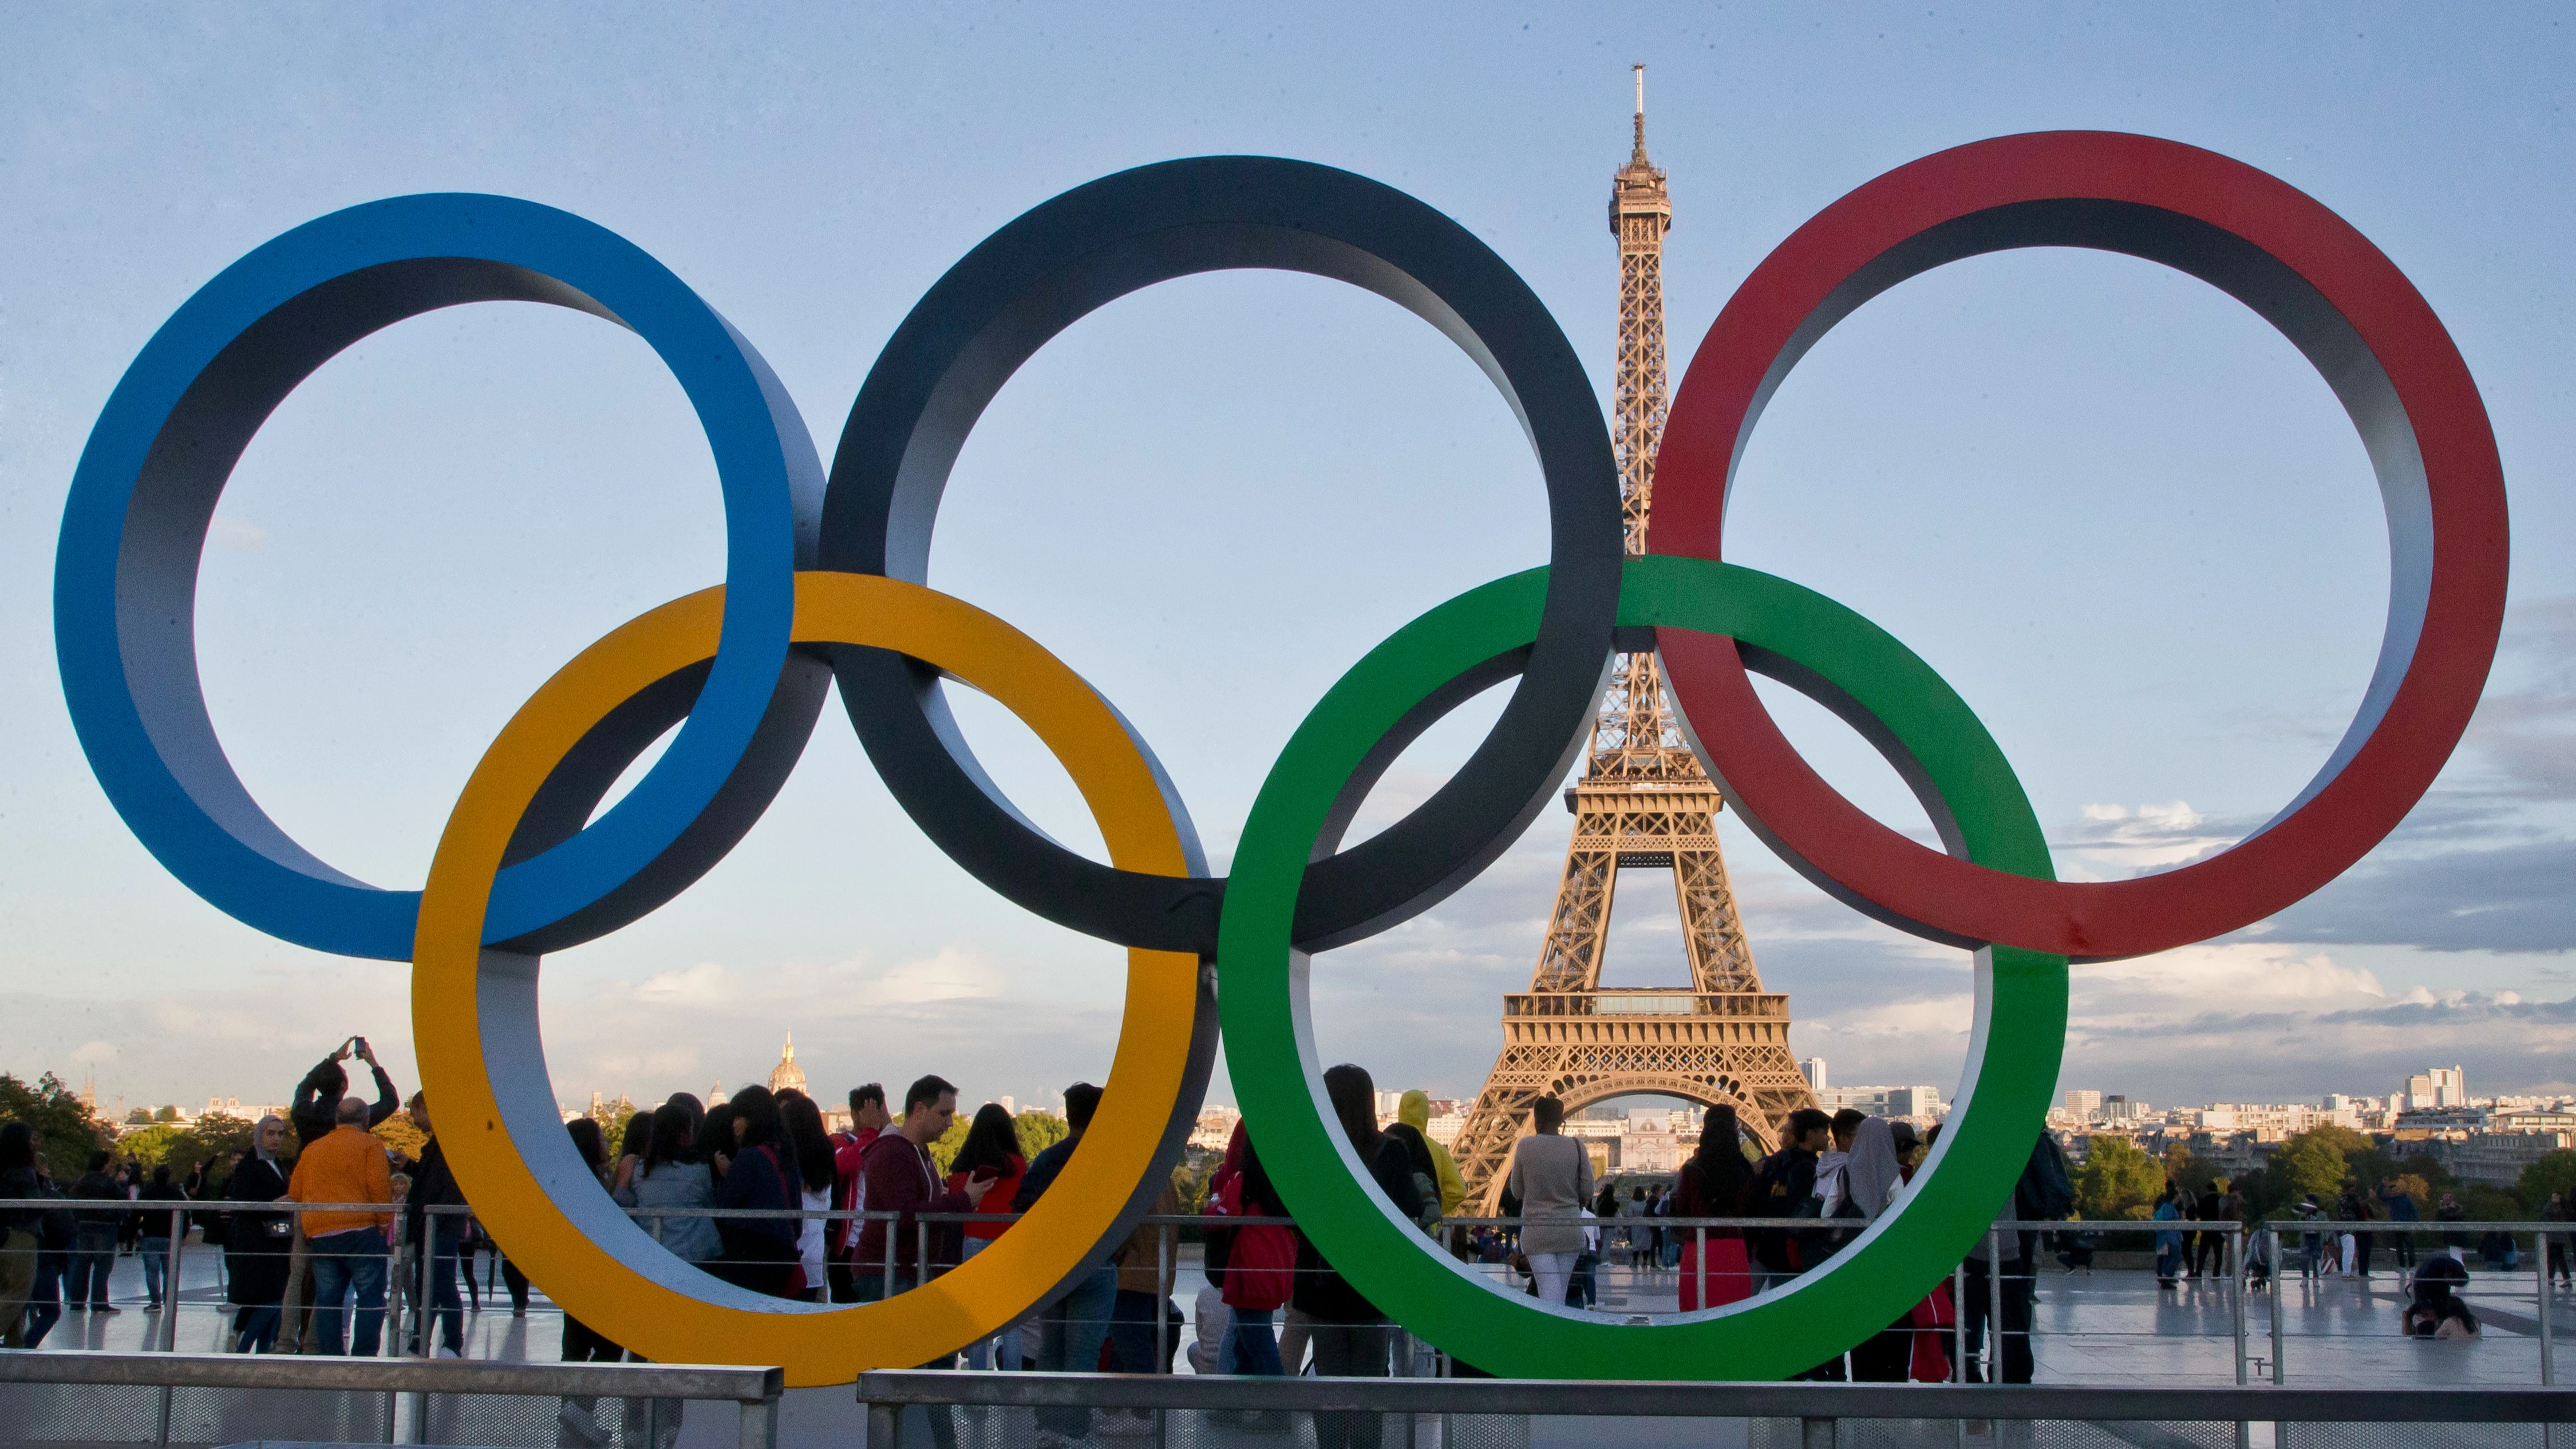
(1449, 70, 1816, 1205)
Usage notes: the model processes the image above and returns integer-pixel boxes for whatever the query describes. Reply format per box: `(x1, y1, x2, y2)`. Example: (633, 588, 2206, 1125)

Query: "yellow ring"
(413, 571, 1201, 1385)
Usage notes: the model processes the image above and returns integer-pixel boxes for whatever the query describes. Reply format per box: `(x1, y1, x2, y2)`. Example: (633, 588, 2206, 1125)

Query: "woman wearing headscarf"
(223, 1115, 295, 1352)
(1672, 1108, 1753, 1310)
(1837, 1119, 1920, 1381)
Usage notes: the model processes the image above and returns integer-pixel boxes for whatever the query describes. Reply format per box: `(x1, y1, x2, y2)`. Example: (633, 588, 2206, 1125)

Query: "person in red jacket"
(943, 1103, 1028, 1368)
(827, 1084, 890, 1302)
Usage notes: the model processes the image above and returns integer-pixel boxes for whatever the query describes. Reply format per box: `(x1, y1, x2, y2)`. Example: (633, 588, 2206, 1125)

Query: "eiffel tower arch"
(1451, 72, 1816, 1207)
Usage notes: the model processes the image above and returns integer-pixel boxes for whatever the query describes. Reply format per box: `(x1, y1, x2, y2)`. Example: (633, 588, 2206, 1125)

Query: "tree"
(154, 1104, 181, 1123)
(2520, 1149, 2576, 1212)
(2270, 1127, 2356, 1203)
(0, 1072, 109, 1183)
(373, 1114, 428, 1164)
(125, 1107, 152, 1126)
(114, 1123, 191, 1169)
(2388, 1174, 2434, 1215)
(2163, 1144, 2214, 1196)
(2074, 1136, 2163, 1219)
(927, 1114, 971, 1175)
(1013, 1111, 1071, 1163)
(590, 1099, 639, 1161)
(2398, 1152, 2456, 1189)
(1173, 1144, 1222, 1214)
(189, 1114, 261, 1183)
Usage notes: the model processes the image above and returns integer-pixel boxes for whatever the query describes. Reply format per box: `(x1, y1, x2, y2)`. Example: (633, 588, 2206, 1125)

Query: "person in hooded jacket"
(223, 1116, 295, 1351)
(1837, 1119, 1915, 1381)
(1395, 1090, 1467, 1225)
(1296, 1064, 1424, 1449)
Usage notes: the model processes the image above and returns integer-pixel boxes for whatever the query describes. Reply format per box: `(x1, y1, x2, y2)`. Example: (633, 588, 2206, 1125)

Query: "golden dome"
(767, 1035, 807, 1095)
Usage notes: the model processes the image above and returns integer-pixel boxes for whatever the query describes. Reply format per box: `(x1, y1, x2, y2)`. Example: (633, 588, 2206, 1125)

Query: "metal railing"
(2260, 1217, 2568, 1389)
(11, 1197, 2563, 1397)
(855, 1368, 2576, 1444)
(0, 1349, 781, 1449)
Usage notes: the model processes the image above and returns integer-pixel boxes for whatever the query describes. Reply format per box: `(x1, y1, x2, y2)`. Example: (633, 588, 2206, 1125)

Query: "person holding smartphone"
(291, 1037, 402, 1147)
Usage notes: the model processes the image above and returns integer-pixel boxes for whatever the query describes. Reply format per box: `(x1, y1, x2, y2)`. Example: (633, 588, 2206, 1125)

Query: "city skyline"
(4, 8, 2573, 1119)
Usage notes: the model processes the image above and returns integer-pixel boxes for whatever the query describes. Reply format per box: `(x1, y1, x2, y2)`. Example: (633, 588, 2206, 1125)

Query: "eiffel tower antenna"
(1449, 76, 1817, 1205)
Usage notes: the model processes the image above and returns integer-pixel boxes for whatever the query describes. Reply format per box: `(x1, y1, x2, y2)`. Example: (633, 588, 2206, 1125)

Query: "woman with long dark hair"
(613, 1097, 718, 1265)
(777, 1092, 837, 1301)
(1296, 1065, 1423, 1449)
(1673, 1107, 1753, 1311)
(945, 1103, 1029, 1368)
(710, 1086, 799, 1298)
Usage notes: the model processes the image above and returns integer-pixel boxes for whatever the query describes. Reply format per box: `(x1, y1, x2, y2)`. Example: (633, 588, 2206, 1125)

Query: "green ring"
(1218, 553, 2068, 1379)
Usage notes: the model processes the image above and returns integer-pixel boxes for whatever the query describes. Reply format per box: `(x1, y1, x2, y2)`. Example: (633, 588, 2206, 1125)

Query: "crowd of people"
(10, 1041, 2573, 1396)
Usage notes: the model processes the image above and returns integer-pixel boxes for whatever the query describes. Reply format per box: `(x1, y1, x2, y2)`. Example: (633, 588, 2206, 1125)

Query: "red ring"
(1649, 131, 2508, 961)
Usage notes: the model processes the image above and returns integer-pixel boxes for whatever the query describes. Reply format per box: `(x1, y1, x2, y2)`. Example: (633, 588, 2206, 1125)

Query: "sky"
(2, 3, 2570, 1125)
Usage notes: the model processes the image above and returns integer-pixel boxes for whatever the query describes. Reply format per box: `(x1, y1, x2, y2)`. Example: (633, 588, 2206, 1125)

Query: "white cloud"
(210, 515, 268, 552)
(2056, 800, 2241, 876)
(70, 1039, 117, 1064)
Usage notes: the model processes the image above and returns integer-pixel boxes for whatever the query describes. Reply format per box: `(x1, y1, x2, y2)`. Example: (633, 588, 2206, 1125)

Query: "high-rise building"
(2065, 1090, 2103, 1119)
(1802, 1058, 1828, 1091)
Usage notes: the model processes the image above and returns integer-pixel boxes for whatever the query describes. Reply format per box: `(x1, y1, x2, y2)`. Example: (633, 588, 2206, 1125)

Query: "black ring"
(820, 156, 1622, 955)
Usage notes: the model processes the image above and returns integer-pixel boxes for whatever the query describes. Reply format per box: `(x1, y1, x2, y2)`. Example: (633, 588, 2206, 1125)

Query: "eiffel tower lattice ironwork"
(1450, 70, 1816, 1206)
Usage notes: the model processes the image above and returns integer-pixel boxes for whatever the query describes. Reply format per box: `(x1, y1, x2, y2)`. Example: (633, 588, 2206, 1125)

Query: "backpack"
(2015, 1134, 2076, 1222)
(1409, 1167, 1442, 1233)
(1215, 1176, 1295, 1310)
(1748, 1150, 1797, 1217)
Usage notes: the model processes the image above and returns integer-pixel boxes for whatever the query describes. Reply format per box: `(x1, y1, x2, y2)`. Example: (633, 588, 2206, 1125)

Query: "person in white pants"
(1507, 1096, 1594, 1309)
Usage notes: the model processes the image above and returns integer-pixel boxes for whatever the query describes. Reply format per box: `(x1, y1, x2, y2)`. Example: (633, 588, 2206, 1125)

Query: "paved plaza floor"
(19, 1245, 2569, 1449)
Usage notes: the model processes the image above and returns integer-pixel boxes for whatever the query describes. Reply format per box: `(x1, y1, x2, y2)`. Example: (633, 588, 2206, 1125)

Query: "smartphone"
(971, 1166, 1000, 1184)
(353, 1036, 370, 1056)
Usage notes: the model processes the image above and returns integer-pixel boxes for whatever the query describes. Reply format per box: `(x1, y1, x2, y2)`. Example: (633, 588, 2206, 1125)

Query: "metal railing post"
(158, 1201, 184, 1351)
(744, 1387, 781, 1449)
(1155, 1221, 1174, 1449)
(1985, 1227, 2003, 1385)
(2268, 1229, 2285, 1386)
(1694, 1225, 1705, 1312)
(866, 1399, 896, 1449)
(1801, 1415, 1834, 1449)
(883, 1211, 896, 1290)
(915, 1220, 929, 1293)
(1157, 1221, 1175, 1373)
(2539, 1230, 2554, 1387)
(1951, 1251, 1966, 1384)
(2230, 1226, 2247, 1387)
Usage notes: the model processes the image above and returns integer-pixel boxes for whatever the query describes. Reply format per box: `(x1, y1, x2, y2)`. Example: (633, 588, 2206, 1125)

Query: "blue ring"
(54, 194, 816, 960)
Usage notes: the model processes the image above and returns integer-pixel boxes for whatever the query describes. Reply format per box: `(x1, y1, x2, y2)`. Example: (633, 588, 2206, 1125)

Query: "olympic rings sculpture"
(54, 132, 2504, 1384)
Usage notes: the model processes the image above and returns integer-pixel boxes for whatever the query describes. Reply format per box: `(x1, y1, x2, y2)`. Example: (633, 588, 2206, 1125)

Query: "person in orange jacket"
(288, 1097, 393, 1355)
